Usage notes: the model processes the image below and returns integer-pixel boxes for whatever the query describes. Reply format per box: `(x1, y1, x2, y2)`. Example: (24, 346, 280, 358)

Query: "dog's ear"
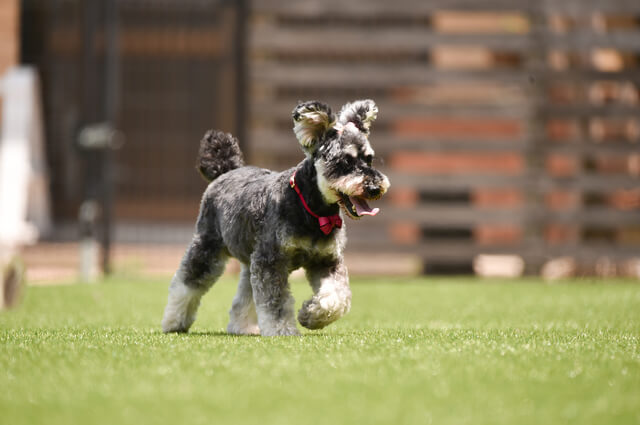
(338, 99, 378, 135)
(292, 101, 335, 156)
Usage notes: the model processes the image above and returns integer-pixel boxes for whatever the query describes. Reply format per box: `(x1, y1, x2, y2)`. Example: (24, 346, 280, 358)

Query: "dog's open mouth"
(338, 193, 380, 219)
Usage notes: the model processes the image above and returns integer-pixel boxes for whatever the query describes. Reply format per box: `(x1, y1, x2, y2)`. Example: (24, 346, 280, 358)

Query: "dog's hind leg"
(298, 262, 351, 330)
(161, 233, 228, 333)
(227, 263, 260, 335)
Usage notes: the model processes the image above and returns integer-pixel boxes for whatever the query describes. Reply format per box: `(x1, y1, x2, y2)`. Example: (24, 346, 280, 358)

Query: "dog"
(161, 99, 390, 336)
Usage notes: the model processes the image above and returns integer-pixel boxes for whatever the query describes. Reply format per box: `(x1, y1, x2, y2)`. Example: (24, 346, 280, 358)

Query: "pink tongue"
(349, 196, 379, 216)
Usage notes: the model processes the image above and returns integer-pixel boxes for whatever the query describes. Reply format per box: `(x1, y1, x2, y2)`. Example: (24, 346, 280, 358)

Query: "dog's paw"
(259, 324, 301, 337)
(161, 315, 193, 333)
(298, 292, 351, 330)
(227, 321, 260, 336)
(298, 300, 332, 330)
(161, 303, 197, 333)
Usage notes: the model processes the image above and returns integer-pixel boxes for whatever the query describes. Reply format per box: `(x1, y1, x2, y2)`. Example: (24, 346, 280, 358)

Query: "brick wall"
(0, 0, 18, 76)
(248, 0, 640, 276)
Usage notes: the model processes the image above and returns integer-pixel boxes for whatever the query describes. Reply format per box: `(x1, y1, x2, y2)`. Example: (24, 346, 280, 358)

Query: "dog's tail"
(196, 130, 245, 182)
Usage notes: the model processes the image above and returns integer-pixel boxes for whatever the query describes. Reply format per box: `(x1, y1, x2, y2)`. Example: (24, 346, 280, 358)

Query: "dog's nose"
(366, 186, 381, 198)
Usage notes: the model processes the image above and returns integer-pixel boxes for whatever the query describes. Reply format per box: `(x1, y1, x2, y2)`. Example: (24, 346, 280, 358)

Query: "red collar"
(289, 170, 342, 235)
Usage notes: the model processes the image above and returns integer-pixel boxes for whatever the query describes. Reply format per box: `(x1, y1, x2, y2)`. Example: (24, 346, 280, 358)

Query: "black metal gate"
(21, 0, 246, 225)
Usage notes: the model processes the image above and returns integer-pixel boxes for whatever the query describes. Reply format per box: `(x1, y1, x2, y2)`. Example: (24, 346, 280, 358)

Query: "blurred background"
(1, 0, 639, 285)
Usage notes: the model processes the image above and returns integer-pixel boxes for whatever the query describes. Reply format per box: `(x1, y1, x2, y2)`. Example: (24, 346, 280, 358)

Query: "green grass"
(1, 275, 639, 425)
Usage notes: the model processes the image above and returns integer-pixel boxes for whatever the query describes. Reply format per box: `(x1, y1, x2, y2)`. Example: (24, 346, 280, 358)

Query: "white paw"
(161, 311, 194, 333)
(298, 291, 351, 330)
(161, 283, 202, 333)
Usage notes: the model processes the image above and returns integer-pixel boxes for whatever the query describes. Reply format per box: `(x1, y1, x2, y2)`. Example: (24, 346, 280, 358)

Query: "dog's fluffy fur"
(161, 99, 390, 336)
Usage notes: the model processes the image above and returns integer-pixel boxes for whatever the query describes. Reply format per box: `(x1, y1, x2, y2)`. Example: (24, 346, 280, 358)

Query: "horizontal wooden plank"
(539, 175, 640, 191)
(388, 206, 526, 225)
(541, 0, 640, 14)
(545, 208, 640, 225)
(252, 63, 529, 88)
(387, 173, 640, 191)
(418, 242, 529, 260)
(344, 238, 476, 258)
(545, 143, 640, 155)
(265, 84, 527, 108)
(540, 244, 640, 260)
(253, 28, 640, 54)
(255, 66, 640, 91)
(251, 27, 532, 52)
(541, 69, 640, 83)
(248, 130, 532, 155)
(546, 31, 640, 52)
(544, 105, 640, 118)
(342, 227, 393, 247)
(253, 101, 529, 121)
(376, 205, 639, 227)
(388, 173, 526, 190)
(415, 241, 640, 261)
(120, 0, 231, 11)
(255, 0, 640, 19)
(394, 117, 523, 140)
(253, 0, 537, 15)
(384, 138, 530, 153)
(390, 151, 525, 175)
(50, 28, 230, 57)
(253, 65, 640, 91)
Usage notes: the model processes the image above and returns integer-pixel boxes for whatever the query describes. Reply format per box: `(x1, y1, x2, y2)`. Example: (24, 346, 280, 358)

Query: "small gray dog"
(161, 99, 389, 336)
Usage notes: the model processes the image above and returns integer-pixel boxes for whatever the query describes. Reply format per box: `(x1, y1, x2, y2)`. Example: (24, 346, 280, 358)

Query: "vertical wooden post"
(101, 0, 120, 275)
(233, 0, 248, 155)
(79, 0, 119, 276)
(523, 4, 548, 275)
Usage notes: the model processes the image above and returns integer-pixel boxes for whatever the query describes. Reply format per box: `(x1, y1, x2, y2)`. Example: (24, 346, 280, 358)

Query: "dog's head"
(292, 99, 390, 219)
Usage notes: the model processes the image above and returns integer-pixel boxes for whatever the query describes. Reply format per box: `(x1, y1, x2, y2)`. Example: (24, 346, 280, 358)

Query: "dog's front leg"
(249, 252, 299, 336)
(298, 262, 351, 330)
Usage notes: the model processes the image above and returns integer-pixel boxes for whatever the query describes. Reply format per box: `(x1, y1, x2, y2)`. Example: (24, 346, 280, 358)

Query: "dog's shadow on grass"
(188, 331, 254, 338)
(159, 330, 334, 338)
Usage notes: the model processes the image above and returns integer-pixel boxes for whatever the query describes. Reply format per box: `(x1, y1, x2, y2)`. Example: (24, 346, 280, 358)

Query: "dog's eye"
(342, 155, 355, 168)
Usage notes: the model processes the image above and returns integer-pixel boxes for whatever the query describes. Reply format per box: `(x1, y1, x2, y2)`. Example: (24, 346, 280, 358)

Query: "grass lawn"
(1, 275, 639, 425)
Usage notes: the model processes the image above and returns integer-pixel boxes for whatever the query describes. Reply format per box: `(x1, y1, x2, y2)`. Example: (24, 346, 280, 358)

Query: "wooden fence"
(248, 0, 640, 275)
(22, 0, 245, 223)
